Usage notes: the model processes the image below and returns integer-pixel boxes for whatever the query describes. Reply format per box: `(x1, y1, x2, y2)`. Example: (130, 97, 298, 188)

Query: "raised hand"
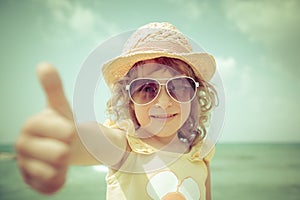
(15, 63, 75, 194)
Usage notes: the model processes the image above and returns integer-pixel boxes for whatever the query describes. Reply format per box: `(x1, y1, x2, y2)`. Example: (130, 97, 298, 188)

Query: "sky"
(0, 0, 299, 144)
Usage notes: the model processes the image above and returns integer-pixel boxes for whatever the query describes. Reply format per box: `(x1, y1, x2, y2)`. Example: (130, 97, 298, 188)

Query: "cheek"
(134, 105, 150, 126)
(180, 103, 191, 123)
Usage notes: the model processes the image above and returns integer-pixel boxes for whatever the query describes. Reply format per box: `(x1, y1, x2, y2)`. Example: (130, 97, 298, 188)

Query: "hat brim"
(102, 51, 216, 88)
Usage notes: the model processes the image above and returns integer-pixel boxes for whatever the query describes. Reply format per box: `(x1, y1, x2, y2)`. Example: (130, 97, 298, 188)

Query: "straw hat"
(102, 22, 216, 88)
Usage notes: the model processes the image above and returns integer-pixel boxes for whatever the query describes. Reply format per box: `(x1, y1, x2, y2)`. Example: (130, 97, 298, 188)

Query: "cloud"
(44, 0, 120, 42)
(164, 0, 207, 20)
(222, 0, 300, 74)
(216, 56, 254, 99)
(223, 0, 300, 44)
(216, 56, 236, 76)
(215, 55, 300, 142)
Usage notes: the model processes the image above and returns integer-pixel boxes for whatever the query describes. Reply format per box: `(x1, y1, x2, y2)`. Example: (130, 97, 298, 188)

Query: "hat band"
(123, 40, 192, 55)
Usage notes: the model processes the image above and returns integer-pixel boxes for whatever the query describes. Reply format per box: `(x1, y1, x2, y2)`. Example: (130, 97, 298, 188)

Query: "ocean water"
(0, 143, 299, 200)
(211, 143, 300, 200)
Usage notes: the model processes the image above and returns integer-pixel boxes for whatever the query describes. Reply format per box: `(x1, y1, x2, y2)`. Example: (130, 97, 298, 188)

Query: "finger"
(18, 156, 57, 183)
(18, 156, 67, 194)
(16, 135, 70, 167)
(21, 110, 75, 144)
(36, 62, 72, 119)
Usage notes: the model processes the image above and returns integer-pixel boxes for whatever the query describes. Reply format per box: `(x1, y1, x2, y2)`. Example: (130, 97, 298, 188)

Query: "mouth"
(150, 113, 178, 119)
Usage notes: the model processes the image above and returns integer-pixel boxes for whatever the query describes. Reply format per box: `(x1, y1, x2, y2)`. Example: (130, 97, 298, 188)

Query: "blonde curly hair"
(106, 57, 217, 147)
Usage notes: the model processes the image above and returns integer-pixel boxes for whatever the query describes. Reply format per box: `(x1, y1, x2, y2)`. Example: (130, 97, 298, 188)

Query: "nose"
(155, 86, 172, 108)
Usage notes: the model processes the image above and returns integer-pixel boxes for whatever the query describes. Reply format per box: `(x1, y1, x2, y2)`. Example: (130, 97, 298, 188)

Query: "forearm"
(69, 122, 127, 166)
(69, 133, 100, 165)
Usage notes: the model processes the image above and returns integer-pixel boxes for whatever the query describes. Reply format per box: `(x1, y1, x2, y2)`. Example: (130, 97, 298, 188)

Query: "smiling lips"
(150, 113, 178, 119)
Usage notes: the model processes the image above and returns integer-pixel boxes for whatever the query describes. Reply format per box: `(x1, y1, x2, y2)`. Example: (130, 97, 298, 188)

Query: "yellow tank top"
(104, 120, 215, 200)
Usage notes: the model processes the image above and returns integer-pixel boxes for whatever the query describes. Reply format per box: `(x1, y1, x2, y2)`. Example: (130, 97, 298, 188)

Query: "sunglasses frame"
(125, 76, 199, 106)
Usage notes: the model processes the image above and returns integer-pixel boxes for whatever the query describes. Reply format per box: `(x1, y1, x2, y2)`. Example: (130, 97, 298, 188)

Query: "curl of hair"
(106, 77, 130, 121)
(179, 80, 218, 147)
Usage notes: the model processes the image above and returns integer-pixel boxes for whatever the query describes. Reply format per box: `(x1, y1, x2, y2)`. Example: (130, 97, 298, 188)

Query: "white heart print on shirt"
(146, 171, 201, 200)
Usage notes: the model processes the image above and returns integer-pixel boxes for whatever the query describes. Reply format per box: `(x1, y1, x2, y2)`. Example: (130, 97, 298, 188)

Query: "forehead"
(132, 60, 188, 78)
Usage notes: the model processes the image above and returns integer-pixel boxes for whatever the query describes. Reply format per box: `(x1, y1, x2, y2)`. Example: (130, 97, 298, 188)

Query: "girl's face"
(131, 61, 191, 139)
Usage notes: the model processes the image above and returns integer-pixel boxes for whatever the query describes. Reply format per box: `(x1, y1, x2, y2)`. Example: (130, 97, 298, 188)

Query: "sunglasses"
(125, 76, 199, 105)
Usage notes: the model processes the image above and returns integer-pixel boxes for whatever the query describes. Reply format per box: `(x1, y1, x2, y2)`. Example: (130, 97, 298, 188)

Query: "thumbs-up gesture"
(15, 63, 76, 194)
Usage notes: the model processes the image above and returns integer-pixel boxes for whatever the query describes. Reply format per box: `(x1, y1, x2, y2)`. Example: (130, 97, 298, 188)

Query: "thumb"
(36, 63, 73, 120)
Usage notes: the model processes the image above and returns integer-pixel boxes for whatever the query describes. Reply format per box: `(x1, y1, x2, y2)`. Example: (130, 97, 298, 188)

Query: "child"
(16, 22, 219, 200)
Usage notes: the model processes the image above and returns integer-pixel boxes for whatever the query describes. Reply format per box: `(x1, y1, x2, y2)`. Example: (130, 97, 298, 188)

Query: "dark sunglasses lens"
(129, 79, 159, 104)
(167, 77, 196, 102)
